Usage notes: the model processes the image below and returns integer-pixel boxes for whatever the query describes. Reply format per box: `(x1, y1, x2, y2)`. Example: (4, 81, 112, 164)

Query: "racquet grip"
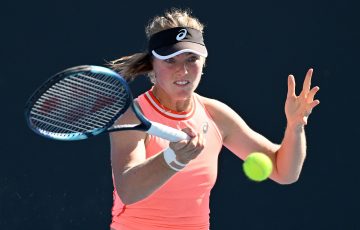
(147, 122, 190, 142)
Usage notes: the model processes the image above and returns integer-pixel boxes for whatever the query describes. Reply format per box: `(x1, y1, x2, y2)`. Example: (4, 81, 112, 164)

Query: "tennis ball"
(243, 152, 273, 182)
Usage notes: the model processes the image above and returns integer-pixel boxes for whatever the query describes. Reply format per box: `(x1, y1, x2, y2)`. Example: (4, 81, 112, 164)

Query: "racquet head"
(25, 65, 132, 140)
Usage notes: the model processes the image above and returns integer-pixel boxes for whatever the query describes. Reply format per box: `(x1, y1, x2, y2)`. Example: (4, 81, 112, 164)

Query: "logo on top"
(176, 29, 187, 41)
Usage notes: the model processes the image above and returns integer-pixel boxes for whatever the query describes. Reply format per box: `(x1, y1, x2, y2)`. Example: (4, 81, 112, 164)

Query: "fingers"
(309, 99, 320, 111)
(169, 127, 206, 164)
(286, 68, 320, 127)
(307, 86, 320, 102)
(302, 98, 320, 121)
(288, 68, 316, 98)
(287, 75, 296, 98)
(185, 131, 205, 161)
(180, 127, 196, 138)
(302, 68, 313, 94)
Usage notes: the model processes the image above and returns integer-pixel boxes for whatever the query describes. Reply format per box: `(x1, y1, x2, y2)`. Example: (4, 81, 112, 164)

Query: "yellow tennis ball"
(243, 152, 273, 182)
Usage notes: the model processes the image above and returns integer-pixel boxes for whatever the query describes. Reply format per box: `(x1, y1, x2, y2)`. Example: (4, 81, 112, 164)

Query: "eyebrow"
(186, 53, 199, 56)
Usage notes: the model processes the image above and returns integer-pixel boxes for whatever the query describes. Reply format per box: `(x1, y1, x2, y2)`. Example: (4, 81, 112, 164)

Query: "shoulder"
(196, 95, 235, 121)
(196, 95, 242, 140)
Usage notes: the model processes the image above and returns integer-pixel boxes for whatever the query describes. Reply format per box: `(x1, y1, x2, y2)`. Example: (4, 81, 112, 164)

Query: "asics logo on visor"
(176, 29, 187, 41)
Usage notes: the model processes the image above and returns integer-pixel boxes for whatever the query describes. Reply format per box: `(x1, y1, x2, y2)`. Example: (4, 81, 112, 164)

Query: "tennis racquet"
(24, 65, 189, 142)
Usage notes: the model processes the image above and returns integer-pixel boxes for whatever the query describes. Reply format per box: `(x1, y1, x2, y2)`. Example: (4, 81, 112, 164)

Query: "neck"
(151, 87, 193, 113)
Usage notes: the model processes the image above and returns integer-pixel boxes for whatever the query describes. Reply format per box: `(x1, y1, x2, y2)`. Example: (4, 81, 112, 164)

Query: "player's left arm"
(275, 68, 320, 183)
(201, 96, 285, 183)
(201, 68, 319, 184)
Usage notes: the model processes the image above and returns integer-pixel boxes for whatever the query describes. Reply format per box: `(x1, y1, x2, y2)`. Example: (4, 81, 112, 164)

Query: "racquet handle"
(147, 122, 190, 142)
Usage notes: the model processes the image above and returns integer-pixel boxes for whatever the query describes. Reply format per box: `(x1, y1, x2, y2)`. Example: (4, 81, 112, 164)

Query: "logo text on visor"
(176, 29, 187, 41)
(148, 27, 208, 60)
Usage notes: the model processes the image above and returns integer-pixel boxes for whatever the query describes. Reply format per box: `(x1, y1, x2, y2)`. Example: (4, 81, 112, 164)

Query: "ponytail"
(109, 53, 153, 81)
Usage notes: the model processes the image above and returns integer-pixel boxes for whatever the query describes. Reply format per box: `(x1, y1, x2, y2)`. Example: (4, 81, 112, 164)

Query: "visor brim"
(152, 42, 208, 60)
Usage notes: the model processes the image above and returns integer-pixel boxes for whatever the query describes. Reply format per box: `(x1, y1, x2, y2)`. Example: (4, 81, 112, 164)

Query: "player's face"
(152, 53, 204, 101)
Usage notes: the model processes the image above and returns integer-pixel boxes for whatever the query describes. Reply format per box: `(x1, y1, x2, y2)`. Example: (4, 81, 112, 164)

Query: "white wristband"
(163, 148, 187, 171)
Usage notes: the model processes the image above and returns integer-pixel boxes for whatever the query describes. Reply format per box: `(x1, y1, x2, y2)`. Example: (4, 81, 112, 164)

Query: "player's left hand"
(285, 68, 320, 128)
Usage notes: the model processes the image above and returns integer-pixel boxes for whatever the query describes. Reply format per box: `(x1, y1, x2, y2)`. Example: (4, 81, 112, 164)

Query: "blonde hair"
(109, 8, 205, 82)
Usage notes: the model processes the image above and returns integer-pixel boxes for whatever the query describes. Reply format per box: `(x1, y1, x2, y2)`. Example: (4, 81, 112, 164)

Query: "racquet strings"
(29, 72, 129, 135)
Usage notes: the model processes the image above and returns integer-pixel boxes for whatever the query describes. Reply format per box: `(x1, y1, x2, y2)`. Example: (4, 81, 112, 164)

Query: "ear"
(202, 57, 207, 68)
(148, 72, 156, 84)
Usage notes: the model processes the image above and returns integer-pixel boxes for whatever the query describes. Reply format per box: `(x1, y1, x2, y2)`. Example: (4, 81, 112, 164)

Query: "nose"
(177, 63, 188, 75)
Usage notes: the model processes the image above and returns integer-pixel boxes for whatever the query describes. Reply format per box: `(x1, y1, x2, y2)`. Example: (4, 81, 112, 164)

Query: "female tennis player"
(109, 8, 320, 230)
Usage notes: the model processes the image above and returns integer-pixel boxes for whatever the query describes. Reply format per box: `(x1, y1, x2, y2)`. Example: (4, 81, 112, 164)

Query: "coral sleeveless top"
(111, 90, 223, 230)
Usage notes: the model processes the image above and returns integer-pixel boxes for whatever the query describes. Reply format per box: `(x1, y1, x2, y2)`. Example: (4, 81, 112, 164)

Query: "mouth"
(174, 80, 190, 86)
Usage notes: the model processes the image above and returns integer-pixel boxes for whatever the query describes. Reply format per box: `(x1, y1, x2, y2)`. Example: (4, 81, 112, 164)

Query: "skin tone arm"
(202, 69, 320, 184)
(276, 69, 320, 183)
(110, 106, 205, 205)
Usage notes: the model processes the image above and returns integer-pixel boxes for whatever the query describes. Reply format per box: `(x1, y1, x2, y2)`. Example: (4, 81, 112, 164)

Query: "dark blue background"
(1, 0, 359, 229)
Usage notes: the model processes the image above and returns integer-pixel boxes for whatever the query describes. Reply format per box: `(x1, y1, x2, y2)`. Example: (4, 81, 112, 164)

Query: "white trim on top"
(145, 91, 194, 119)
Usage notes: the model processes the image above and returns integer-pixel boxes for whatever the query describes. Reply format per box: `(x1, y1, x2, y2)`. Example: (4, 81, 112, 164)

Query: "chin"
(174, 89, 194, 99)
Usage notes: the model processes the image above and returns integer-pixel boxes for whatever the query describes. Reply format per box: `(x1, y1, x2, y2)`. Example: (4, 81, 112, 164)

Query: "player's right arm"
(110, 107, 204, 205)
(110, 107, 175, 204)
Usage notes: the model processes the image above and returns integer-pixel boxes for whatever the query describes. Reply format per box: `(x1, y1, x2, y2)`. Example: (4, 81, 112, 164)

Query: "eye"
(164, 58, 175, 64)
(187, 55, 200, 63)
